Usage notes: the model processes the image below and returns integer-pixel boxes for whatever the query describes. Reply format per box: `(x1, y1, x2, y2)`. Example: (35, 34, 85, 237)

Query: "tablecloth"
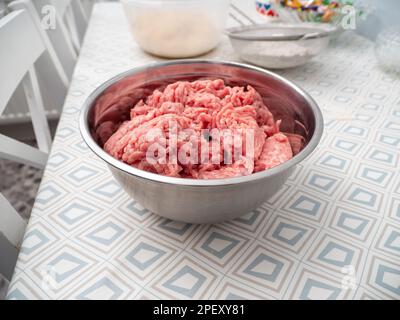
(7, 2, 400, 300)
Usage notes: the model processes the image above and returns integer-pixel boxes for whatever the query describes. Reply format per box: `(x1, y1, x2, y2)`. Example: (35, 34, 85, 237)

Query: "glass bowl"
(120, 0, 230, 58)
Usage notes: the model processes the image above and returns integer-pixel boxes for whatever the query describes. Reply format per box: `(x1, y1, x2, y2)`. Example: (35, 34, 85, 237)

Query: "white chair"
(0, 9, 56, 280)
(46, 0, 88, 53)
(9, 0, 77, 80)
(3, 0, 83, 126)
(81, 0, 96, 20)
(67, 0, 90, 47)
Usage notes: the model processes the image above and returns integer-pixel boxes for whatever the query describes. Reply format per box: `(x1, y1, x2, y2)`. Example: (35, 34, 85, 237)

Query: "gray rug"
(0, 158, 42, 222)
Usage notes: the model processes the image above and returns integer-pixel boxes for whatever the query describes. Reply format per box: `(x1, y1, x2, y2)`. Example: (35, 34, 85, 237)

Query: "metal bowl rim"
(79, 59, 323, 187)
(226, 22, 337, 41)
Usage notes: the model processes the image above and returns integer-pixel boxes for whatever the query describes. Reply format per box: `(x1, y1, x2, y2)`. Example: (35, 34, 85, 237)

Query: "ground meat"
(104, 79, 294, 179)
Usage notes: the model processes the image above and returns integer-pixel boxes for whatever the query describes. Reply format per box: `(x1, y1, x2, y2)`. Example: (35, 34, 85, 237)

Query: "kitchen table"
(7, 2, 400, 300)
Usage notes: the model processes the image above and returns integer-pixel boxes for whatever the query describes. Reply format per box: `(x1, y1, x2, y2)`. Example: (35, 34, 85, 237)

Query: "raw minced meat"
(104, 79, 294, 179)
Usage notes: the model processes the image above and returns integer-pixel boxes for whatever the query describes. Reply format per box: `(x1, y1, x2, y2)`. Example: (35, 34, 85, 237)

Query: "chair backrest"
(71, 0, 90, 42)
(0, 9, 53, 280)
(9, 0, 76, 81)
(49, 0, 88, 52)
(0, 10, 44, 114)
(0, 9, 52, 154)
(81, 0, 95, 20)
(4, 0, 77, 125)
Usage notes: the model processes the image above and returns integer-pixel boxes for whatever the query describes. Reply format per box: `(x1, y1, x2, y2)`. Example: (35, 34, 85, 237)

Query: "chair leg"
(0, 273, 10, 300)
(0, 233, 19, 281)
(22, 67, 52, 154)
(0, 194, 26, 281)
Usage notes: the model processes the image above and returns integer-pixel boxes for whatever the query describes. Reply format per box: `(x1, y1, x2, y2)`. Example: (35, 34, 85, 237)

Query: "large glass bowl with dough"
(121, 0, 230, 58)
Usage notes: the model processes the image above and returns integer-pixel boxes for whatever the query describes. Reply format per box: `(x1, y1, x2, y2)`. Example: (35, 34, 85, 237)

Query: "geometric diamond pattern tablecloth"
(7, 2, 400, 300)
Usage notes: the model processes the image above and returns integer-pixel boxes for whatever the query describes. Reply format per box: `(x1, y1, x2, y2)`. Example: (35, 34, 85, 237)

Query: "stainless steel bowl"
(79, 60, 323, 224)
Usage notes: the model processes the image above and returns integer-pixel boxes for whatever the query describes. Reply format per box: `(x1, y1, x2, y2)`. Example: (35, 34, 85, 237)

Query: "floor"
(0, 157, 42, 221)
